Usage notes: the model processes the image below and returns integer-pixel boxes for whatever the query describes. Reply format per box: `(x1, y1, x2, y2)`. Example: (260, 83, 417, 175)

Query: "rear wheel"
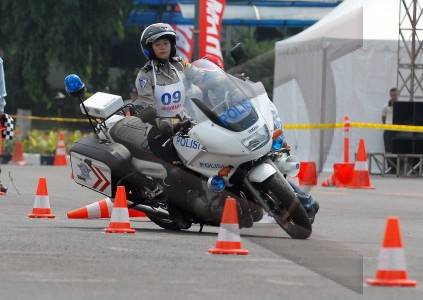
(258, 174, 312, 239)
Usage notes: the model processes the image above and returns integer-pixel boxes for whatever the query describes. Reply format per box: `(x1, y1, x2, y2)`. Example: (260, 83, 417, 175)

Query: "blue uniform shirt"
(0, 57, 7, 113)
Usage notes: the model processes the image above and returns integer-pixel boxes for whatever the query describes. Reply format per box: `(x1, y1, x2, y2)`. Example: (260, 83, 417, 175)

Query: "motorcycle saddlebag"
(70, 134, 133, 197)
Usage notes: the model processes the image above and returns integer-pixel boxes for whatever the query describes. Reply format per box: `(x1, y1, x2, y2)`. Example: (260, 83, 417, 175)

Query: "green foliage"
(0, 0, 132, 114)
(223, 27, 280, 98)
(22, 129, 87, 154)
(2, 140, 15, 154)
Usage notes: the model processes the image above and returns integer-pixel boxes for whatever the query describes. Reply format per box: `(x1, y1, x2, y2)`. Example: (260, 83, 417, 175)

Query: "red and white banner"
(174, 25, 194, 62)
(199, 0, 226, 68)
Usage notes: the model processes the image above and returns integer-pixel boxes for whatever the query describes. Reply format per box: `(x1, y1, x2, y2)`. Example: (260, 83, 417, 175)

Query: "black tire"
(259, 174, 312, 239)
(145, 213, 182, 231)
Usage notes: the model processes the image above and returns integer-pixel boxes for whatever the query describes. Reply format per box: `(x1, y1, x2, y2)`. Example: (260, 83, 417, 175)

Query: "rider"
(135, 23, 192, 163)
(135, 23, 196, 228)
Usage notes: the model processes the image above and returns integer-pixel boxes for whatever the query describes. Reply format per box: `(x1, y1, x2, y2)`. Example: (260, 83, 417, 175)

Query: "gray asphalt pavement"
(0, 165, 422, 300)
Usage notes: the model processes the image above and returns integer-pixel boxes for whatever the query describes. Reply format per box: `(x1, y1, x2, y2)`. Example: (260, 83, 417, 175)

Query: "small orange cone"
(68, 198, 113, 219)
(298, 161, 317, 186)
(128, 209, 148, 219)
(28, 177, 55, 218)
(348, 139, 373, 189)
(208, 197, 249, 255)
(9, 129, 26, 166)
(332, 162, 355, 187)
(367, 216, 417, 287)
(67, 198, 148, 219)
(104, 186, 135, 234)
(54, 132, 67, 166)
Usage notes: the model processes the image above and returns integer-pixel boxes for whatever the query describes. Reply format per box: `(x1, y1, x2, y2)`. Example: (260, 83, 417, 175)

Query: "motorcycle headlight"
(271, 110, 282, 130)
(241, 126, 270, 151)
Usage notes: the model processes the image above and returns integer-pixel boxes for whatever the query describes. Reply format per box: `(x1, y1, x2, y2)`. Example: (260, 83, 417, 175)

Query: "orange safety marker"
(343, 116, 351, 162)
(67, 197, 148, 219)
(9, 128, 26, 166)
(298, 161, 317, 186)
(332, 162, 355, 187)
(208, 197, 249, 255)
(68, 198, 113, 219)
(53, 132, 67, 166)
(104, 186, 135, 234)
(28, 177, 55, 218)
(348, 139, 373, 189)
(367, 216, 417, 287)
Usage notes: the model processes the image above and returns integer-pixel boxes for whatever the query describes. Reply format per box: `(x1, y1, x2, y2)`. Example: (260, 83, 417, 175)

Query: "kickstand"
(199, 223, 204, 233)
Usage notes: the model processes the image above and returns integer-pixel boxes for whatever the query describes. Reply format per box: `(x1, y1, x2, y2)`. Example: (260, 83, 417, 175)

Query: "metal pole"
(193, 0, 200, 60)
(318, 47, 327, 173)
(410, 0, 417, 101)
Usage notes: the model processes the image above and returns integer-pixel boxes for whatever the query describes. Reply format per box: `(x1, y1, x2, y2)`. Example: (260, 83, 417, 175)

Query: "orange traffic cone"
(9, 129, 26, 166)
(298, 161, 317, 186)
(367, 216, 417, 287)
(67, 197, 148, 219)
(28, 177, 55, 218)
(128, 209, 148, 218)
(54, 132, 67, 166)
(208, 197, 249, 255)
(104, 186, 135, 234)
(348, 139, 373, 189)
(332, 162, 355, 187)
(68, 198, 113, 219)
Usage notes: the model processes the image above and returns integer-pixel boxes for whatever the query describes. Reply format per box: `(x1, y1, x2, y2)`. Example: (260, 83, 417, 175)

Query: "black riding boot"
(288, 180, 319, 224)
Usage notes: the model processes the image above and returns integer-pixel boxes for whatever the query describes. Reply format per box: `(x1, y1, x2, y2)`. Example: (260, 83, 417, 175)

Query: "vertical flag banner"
(175, 25, 194, 61)
(199, 0, 226, 68)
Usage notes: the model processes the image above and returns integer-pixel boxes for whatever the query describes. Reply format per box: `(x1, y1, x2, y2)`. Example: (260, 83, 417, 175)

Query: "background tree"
(0, 0, 132, 115)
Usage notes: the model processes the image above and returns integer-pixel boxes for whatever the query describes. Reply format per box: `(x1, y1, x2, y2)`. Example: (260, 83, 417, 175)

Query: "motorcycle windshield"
(184, 59, 266, 132)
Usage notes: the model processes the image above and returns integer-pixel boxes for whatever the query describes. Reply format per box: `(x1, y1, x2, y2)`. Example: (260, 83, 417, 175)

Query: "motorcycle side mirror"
(64, 74, 86, 98)
(230, 43, 246, 65)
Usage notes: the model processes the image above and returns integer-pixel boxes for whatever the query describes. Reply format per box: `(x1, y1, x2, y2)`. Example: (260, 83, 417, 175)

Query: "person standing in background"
(0, 56, 8, 194)
(0, 56, 6, 114)
(381, 87, 398, 153)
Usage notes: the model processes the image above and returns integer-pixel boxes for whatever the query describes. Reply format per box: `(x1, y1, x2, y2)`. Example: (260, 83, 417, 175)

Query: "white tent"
(273, 0, 401, 172)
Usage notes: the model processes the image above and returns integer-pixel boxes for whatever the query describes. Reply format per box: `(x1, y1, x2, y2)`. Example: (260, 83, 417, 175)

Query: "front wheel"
(258, 174, 312, 239)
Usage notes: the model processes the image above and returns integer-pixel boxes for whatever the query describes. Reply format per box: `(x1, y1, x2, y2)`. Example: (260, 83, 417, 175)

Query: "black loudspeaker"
(393, 102, 414, 125)
(391, 137, 413, 154)
(414, 102, 423, 126)
(391, 102, 423, 154)
(413, 133, 423, 154)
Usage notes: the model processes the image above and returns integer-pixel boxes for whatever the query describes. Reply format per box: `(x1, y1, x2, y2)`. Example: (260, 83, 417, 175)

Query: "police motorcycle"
(65, 58, 317, 239)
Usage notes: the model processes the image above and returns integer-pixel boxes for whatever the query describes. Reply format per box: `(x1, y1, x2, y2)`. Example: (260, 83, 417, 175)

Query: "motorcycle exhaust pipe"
(131, 204, 170, 219)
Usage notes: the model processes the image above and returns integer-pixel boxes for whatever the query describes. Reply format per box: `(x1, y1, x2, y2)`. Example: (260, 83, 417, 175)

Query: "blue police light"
(64, 74, 85, 94)
(272, 136, 284, 151)
(207, 175, 226, 192)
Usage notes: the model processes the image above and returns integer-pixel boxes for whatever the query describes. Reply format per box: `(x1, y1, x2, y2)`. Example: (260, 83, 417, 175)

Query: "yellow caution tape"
(284, 123, 343, 130)
(350, 122, 423, 132)
(284, 122, 423, 132)
(10, 115, 89, 123)
(8, 114, 423, 132)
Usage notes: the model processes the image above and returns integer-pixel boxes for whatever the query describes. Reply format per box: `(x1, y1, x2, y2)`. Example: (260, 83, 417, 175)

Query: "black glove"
(158, 121, 173, 139)
(174, 120, 192, 135)
(139, 106, 157, 125)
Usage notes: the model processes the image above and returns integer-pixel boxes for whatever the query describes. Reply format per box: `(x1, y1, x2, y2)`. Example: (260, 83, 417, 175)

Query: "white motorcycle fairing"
(248, 163, 277, 183)
(174, 92, 277, 181)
